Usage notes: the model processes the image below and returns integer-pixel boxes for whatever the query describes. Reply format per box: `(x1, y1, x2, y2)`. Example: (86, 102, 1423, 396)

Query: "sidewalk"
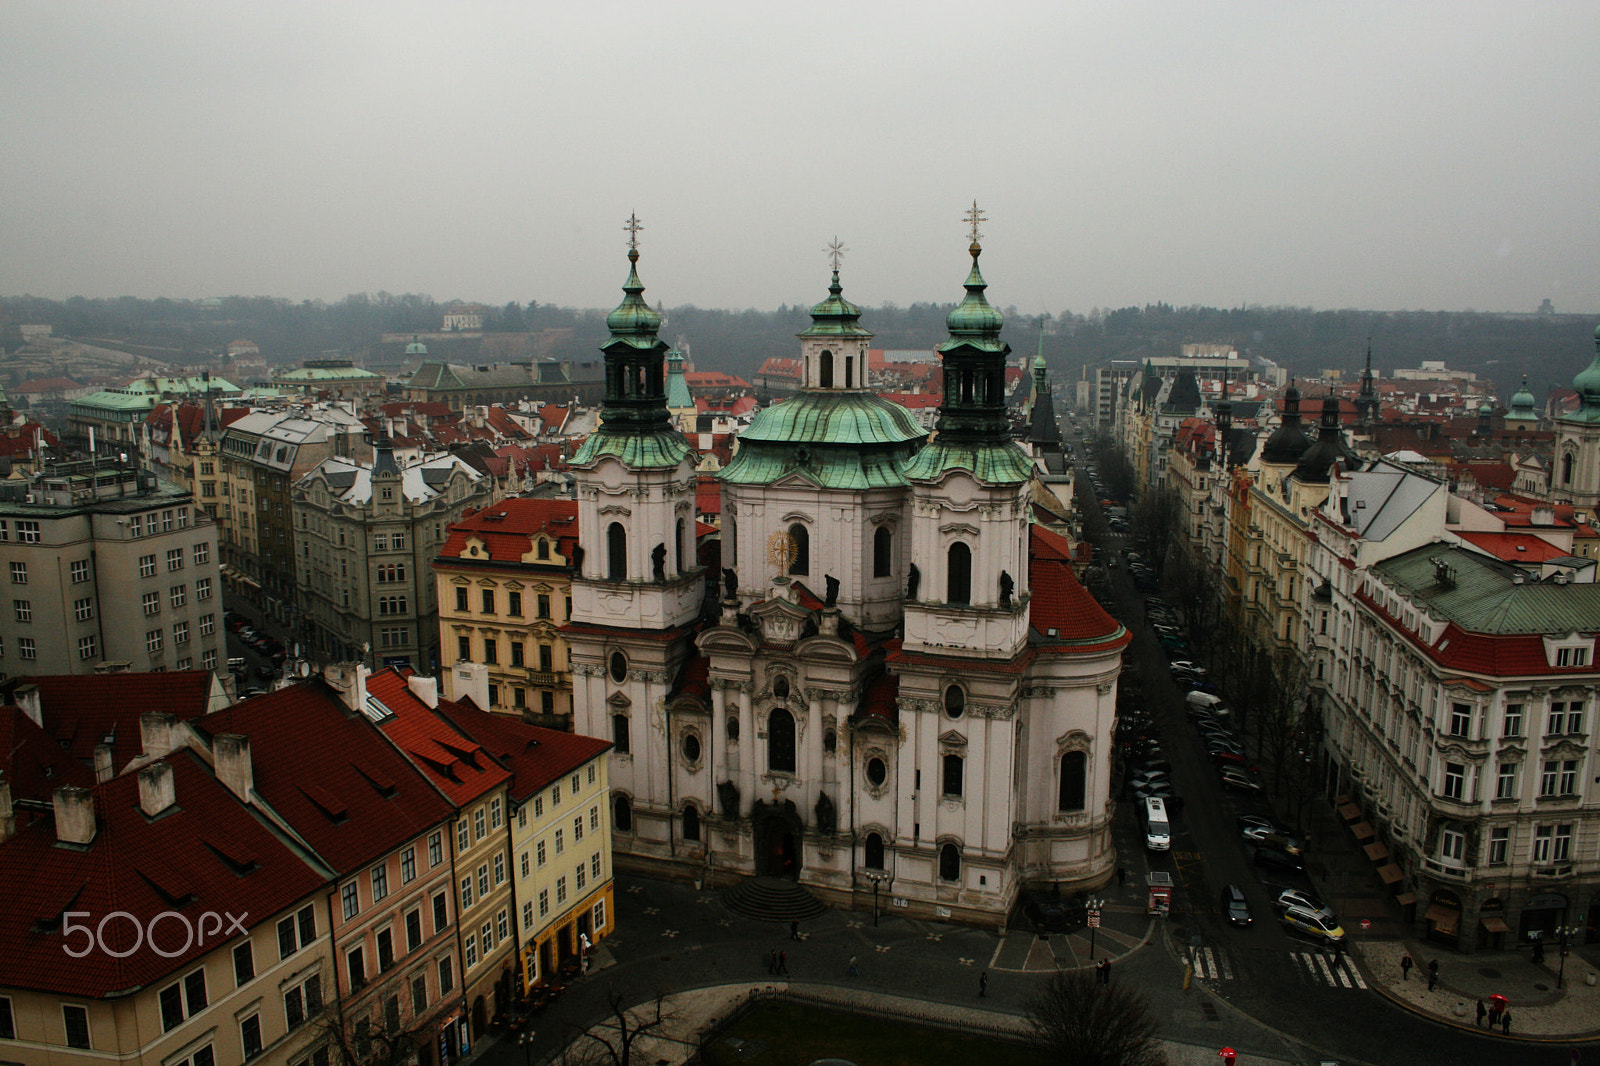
(1301, 795, 1600, 1042)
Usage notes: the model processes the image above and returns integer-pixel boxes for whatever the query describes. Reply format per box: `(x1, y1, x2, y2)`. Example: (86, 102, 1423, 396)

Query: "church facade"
(566, 216, 1129, 926)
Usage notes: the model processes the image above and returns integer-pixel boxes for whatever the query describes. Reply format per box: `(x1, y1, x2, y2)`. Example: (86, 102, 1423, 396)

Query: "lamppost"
(1086, 896, 1105, 959)
(1557, 923, 1582, 989)
(518, 1028, 536, 1066)
(865, 871, 890, 927)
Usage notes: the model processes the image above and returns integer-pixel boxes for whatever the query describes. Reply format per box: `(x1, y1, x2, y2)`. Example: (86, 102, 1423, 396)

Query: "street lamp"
(1557, 923, 1582, 989)
(1086, 896, 1105, 960)
(518, 1028, 536, 1066)
(865, 871, 890, 927)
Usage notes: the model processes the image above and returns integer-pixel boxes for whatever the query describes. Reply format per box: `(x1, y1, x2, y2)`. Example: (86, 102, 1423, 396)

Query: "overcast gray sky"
(4, 1, 1598, 315)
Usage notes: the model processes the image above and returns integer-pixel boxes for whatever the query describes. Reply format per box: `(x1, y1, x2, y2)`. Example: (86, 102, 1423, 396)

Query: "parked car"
(1275, 889, 1334, 921)
(1280, 904, 1346, 943)
(1248, 831, 1304, 857)
(1127, 770, 1171, 792)
(1238, 815, 1293, 837)
(1219, 766, 1263, 793)
(1221, 884, 1252, 927)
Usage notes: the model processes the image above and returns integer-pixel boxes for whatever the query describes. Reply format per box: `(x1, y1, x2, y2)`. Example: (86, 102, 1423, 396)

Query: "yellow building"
(433, 498, 578, 725)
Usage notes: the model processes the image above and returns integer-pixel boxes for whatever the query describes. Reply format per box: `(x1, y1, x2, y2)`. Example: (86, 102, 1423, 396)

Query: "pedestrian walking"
(1426, 959, 1439, 991)
(790, 920, 800, 941)
(978, 971, 988, 997)
(1400, 953, 1413, 980)
(847, 954, 860, 977)
(1502, 1010, 1512, 1035)
(767, 948, 778, 975)
(778, 951, 788, 975)
(1476, 1000, 1486, 1027)
(1489, 1004, 1501, 1029)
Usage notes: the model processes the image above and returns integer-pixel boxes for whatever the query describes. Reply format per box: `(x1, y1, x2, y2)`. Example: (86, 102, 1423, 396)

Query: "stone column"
(711, 681, 729, 775)
(738, 684, 755, 817)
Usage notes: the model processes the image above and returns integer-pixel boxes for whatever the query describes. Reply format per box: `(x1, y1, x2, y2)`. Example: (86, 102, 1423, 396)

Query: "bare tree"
(314, 991, 426, 1066)
(1023, 969, 1167, 1066)
(559, 987, 674, 1066)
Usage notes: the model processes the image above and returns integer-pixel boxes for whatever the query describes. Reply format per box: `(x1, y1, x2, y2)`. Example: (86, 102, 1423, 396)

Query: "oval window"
(682, 733, 701, 763)
(866, 757, 887, 786)
(773, 675, 790, 700)
(944, 685, 965, 719)
(609, 652, 627, 683)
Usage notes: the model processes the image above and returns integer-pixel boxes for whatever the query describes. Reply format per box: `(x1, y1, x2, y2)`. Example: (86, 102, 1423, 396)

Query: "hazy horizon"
(4, 2, 1598, 317)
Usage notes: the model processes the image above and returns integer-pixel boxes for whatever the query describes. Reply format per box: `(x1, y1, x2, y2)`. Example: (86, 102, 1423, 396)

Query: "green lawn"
(698, 1001, 1051, 1066)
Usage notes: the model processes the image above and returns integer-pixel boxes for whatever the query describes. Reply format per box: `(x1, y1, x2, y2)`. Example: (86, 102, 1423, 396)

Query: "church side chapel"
(567, 209, 1130, 926)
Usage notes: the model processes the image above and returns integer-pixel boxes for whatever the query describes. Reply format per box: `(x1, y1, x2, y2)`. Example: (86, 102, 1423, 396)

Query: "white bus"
(1143, 796, 1171, 851)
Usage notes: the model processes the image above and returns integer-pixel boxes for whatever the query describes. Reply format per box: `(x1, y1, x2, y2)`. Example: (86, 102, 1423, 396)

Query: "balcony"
(1422, 859, 1476, 883)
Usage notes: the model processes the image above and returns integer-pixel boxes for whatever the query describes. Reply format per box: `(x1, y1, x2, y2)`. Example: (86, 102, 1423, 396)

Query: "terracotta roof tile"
(199, 681, 456, 872)
(367, 670, 511, 806)
(430, 700, 609, 802)
(7, 672, 218, 776)
(0, 750, 327, 997)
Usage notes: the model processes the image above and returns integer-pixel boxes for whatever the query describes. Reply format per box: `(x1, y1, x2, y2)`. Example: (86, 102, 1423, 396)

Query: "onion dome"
(943, 242, 1005, 342)
(1572, 325, 1600, 410)
(604, 248, 664, 344)
(1261, 383, 1312, 465)
(1293, 393, 1357, 484)
(799, 271, 872, 340)
(1508, 375, 1538, 422)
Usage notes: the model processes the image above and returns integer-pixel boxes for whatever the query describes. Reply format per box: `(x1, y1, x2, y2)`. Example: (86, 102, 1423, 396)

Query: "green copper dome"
(604, 250, 664, 349)
(798, 270, 873, 339)
(665, 347, 693, 409)
(405, 337, 428, 356)
(1508, 375, 1537, 421)
(1568, 327, 1600, 421)
(940, 243, 1005, 351)
(720, 391, 926, 489)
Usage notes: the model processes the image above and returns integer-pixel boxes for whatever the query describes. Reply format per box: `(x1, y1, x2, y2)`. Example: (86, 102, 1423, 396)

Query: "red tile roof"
(0, 706, 96, 808)
(200, 681, 456, 872)
(367, 670, 511, 806)
(685, 371, 750, 390)
(9, 671, 219, 776)
(0, 750, 327, 997)
(1029, 527, 1129, 651)
(1455, 531, 1569, 563)
(431, 699, 610, 803)
(436, 498, 579, 564)
(0, 422, 59, 458)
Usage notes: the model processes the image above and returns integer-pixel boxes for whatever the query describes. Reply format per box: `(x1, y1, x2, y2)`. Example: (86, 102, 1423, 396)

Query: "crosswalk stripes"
(1192, 946, 1232, 980)
(1292, 951, 1369, 989)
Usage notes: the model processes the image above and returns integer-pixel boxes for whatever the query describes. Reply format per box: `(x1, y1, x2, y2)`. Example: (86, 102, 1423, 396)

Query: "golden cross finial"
(825, 237, 847, 272)
(623, 212, 644, 252)
(965, 200, 987, 244)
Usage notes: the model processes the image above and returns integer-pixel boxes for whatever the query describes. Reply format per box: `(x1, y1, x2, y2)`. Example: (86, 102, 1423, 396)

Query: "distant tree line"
(2, 293, 1592, 401)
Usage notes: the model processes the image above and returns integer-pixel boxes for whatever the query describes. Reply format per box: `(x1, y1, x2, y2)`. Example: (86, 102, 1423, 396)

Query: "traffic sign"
(1087, 911, 1102, 928)
(1360, 919, 1372, 931)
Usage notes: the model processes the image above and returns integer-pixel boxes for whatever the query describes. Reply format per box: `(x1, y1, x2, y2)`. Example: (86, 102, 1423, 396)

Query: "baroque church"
(566, 214, 1129, 926)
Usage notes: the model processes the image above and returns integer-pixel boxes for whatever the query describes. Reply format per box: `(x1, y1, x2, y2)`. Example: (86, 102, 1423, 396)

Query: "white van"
(1143, 796, 1171, 851)
(1186, 691, 1229, 718)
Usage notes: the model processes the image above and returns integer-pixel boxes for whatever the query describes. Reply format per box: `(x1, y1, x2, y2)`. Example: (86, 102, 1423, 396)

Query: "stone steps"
(723, 875, 828, 922)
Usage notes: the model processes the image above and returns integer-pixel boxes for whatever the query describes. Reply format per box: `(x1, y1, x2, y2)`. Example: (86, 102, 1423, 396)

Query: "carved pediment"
(938, 729, 967, 749)
(938, 522, 981, 537)
(607, 692, 632, 709)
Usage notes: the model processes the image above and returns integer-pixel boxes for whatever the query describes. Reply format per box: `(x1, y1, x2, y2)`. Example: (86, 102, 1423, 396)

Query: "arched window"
(942, 754, 964, 797)
(613, 795, 632, 832)
(768, 708, 796, 773)
(938, 842, 961, 882)
(675, 517, 686, 575)
(819, 350, 834, 388)
(607, 522, 627, 581)
(682, 804, 700, 842)
(864, 832, 885, 870)
(788, 524, 809, 576)
(947, 542, 972, 604)
(1563, 451, 1575, 485)
(873, 526, 893, 578)
(944, 685, 965, 719)
(844, 356, 854, 389)
(611, 713, 630, 754)
(1058, 750, 1087, 812)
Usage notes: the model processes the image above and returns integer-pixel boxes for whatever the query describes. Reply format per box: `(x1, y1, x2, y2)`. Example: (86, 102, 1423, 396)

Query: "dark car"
(1253, 844, 1303, 874)
(1221, 884, 1252, 927)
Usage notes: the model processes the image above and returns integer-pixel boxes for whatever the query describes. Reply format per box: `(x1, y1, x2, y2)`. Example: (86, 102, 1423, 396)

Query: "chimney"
(53, 786, 97, 845)
(406, 674, 439, 709)
(141, 712, 178, 758)
(93, 743, 114, 783)
(449, 661, 491, 710)
(14, 684, 42, 728)
(138, 761, 176, 817)
(214, 733, 253, 802)
(323, 662, 371, 712)
(0, 775, 14, 843)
